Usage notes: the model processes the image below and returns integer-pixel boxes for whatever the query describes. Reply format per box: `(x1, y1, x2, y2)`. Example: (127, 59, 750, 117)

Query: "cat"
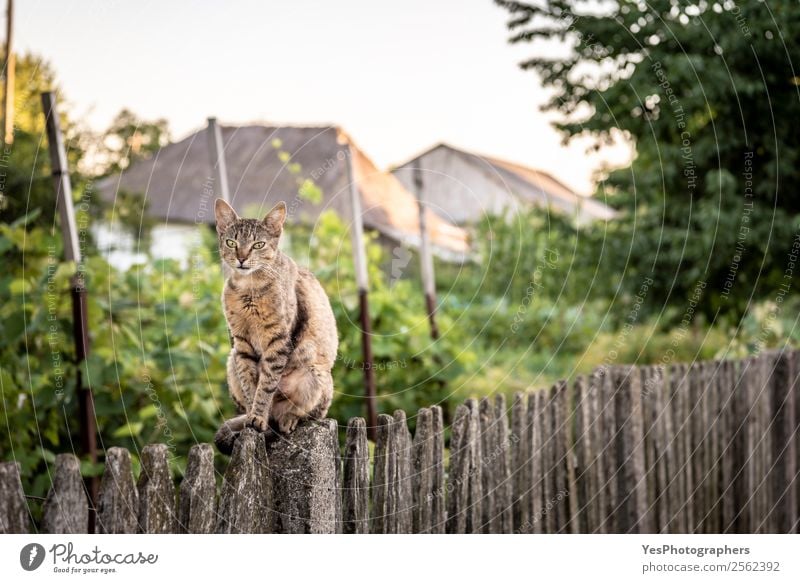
(212, 198, 338, 454)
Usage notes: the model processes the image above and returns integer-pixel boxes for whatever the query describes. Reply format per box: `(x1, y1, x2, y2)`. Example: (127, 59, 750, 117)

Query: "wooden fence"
(1, 350, 798, 534)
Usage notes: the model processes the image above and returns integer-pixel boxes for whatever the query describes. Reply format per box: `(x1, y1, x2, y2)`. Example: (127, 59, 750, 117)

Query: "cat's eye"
(252, 241, 266, 249)
(225, 239, 237, 248)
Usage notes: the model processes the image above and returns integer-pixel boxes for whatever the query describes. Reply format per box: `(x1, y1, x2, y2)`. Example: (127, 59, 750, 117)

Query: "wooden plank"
(137, 444, 177, 533)
(343, 417, 370, 534)
(640, 366, 660, 532)
(649, 366, 672, 533)
(42, 454, 88, 534)
(412, 408, 435, 533)
(265, 420, 340, 534)
(528, 390, 545, 533)
(178, 443, 216, 534)
(494, 394, 514, 533)
(794, 350, 800, 534)
(612, 366, 649, 533)
(768, 350, 797, 533)
(731, 357, 753, 533)
(749, 355, 771, 533)
(510, 392, 529, 532)
(572, 376, 590, 533)
(0, 461, 30, 533)
(599, 368, 618, 532)
(706, 361, 726, 533)
(371, 413, 393, 533)
(215, 428, 270, 533)
(655, 365, 679, 533)
(430, 405, 446, 533)
(666, 364, 688, 532)
(370, 412, 413, 533)
(686, 363, 704, 532)
(587, 370, 608, 533)
(551, 381, 571, 532)
(703, 360, 721, 534)
(719, 359, 737, 533)
(96, 447, 139, 534)
(479, 396, 499, 533)
(392, 409, 414, 533)
(446, 399, 483, 533)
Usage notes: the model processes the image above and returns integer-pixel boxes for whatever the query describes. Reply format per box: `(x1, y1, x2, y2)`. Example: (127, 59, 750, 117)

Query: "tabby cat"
(213, 198, 338, 454)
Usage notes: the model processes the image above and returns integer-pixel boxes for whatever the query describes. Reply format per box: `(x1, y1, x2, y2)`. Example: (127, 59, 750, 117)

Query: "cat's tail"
(214, 414, 247, 455)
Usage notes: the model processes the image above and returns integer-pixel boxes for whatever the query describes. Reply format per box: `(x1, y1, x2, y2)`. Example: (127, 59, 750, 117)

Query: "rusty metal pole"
(343, 139, 377, 440)
(413, 167, 439, 340)
(41, 91, 97, 532)
(3, 0, 14, 145)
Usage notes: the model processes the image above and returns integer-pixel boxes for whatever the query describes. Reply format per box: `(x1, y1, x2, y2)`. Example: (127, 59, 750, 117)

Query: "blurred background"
(2, 0, 798, 499)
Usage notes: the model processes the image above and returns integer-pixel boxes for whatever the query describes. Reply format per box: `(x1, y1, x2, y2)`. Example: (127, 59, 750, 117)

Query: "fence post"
(96, 448, 139, 534)
(178, 443, 216, 534)
(137, 444, 177, 533)
(216, 428, 271, 533)
(42, 454, 88, 534)
(343, 417, 369, 534)
(265, 419, 341, 534)
(0, 462, 29, 533)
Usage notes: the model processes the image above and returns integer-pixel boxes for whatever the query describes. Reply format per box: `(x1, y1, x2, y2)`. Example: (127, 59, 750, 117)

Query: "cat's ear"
(214, 199, 238, 234)
(263, 201, 287, 236)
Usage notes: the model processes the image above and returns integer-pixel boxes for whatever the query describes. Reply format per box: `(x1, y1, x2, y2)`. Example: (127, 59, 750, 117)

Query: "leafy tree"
(496, 0, 800, 318)
(0, 53, 89, 227)
(98, 108, 170, 175)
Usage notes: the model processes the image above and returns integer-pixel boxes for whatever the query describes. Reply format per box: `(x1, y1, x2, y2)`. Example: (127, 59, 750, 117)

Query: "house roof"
(392, 143, 617, 223)
(96, 125, 469, 259)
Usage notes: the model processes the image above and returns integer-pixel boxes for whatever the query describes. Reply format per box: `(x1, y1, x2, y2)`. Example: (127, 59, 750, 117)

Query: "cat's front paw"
(246, 413, 269, 433)
(277, 414, 300, 435)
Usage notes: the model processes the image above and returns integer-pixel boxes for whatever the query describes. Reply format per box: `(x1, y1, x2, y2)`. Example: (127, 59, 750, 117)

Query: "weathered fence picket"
(215, 428, 270, 533)
(343, 417, 369, 534)
(3, 352, 800, 534)
(447, 399, 483, 533)
(42, 454, 88, 534)
(0, 462, 30, 533)
(178, 443, 216, 533)
(510, 392, 528, 532)
(138, 444, 177, 534)
(96, 447, 139, 534)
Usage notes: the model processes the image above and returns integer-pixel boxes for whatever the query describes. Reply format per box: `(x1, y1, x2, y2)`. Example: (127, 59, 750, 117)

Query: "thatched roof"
(392, 143, 617, 225)
(97, 125, 469, 259)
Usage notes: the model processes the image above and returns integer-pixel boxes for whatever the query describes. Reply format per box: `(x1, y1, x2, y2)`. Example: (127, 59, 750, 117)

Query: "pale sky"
(18, 0, 629, 194)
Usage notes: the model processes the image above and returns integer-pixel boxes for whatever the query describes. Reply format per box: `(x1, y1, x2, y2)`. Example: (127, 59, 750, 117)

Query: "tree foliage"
(496, 0, 800, 318)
